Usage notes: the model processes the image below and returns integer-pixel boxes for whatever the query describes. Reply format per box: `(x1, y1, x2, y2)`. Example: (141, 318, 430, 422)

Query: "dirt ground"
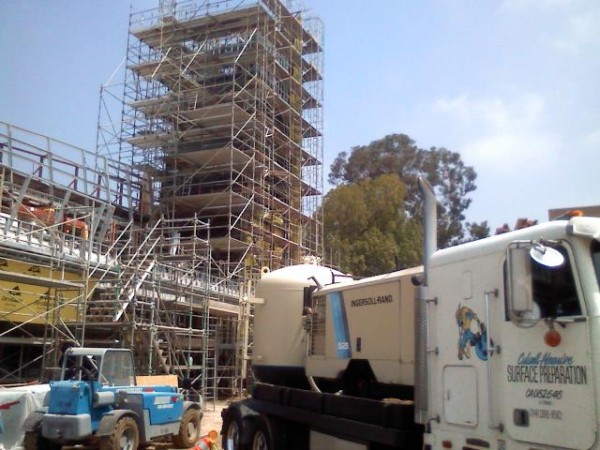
(199, 399, 229, 449)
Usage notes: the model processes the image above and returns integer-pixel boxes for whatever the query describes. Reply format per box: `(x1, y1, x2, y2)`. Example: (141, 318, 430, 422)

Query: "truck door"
(501, 242, 596, 448)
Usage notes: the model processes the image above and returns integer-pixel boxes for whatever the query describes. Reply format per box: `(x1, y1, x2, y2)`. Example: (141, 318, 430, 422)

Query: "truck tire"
(249, 416, 285, 450)
(222, 408, 246, 450)
(99, 416, 139, 450)
(172, 408, 201, 448)
(23, 431, 62, 450)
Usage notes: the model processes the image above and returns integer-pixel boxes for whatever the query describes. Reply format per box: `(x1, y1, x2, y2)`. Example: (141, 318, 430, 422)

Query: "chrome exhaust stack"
(415, 175, 437, 425)
(419, 175, 438, 284)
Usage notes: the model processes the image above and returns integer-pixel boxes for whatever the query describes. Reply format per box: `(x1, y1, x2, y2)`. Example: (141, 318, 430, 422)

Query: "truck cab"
(422, 216, 600, 449)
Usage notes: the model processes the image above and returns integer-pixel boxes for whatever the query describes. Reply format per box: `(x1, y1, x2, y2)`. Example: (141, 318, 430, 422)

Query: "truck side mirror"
(507, 246, 539, 327)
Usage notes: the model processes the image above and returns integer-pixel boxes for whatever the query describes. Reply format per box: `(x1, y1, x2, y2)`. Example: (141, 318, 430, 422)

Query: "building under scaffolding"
(1, 0, 323, 402)
(101, 0, 324, 280)
(0, 123, 241, 403)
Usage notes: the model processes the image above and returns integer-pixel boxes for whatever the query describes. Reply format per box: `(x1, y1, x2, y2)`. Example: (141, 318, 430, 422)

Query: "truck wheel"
(172, 408, 201, 448)
(23, 431, 62, 450)
(251, 425, 269, 450)
(99, 416, 139, 450)
(250, 416, 284, 450)
(222, 408, 245, 450)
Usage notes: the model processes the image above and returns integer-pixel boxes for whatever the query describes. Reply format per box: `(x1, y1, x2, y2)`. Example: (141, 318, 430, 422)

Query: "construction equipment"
(23, 347, 202, 450)
(221, 178, 600, 449)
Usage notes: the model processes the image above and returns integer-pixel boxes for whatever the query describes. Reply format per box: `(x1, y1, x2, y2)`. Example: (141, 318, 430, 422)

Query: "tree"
(329, 134, 478, 247)
(322, 174, 421, 277)
(465, 220, 490, 242)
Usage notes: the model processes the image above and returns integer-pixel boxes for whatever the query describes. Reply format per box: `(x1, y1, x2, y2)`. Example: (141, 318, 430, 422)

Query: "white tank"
(252, 264, 345, 386)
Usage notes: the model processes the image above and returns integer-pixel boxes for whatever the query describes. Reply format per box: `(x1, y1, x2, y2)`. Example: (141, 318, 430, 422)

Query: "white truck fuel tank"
(252, 264, 348, 387)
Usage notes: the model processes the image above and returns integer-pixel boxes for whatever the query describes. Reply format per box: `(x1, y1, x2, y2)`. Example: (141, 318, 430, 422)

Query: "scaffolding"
(1, 0, 324, 402)
(96, 0, 324, 397)
(83, 214, 220, 402)
(0, 122, 243, 403)
(0, 122, 139, 382)
(117, 0, 324, 282)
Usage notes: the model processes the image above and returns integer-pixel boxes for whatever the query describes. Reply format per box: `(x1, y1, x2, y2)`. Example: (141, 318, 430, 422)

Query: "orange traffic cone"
(191, 430, 219, 450)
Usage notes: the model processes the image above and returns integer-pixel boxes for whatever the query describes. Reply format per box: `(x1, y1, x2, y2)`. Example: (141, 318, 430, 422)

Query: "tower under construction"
(117, 0, 324, 280)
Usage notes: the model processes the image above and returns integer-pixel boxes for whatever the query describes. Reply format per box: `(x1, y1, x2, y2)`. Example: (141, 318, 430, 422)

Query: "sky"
(1, 0, 599, 231)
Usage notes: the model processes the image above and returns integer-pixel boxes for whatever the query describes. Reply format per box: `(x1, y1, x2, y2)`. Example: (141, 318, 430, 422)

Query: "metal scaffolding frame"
(1, 0, 323, 401)
(0, 123, 242, 404)
(0, 122, 138, 382)
(118, 0, 324, 282)
(97, 0, 324, 396)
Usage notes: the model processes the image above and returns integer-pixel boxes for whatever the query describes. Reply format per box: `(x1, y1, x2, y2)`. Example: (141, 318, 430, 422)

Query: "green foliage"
(322, 174, 421, 276)
(465, 220, 490, 242)
(329, 133, 477, 247)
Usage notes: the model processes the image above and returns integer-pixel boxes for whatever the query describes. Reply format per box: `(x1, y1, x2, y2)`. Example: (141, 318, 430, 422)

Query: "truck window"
(505, 243, 582, 321)
(592, 240, 600, 290)
(530, 245, 581, 318)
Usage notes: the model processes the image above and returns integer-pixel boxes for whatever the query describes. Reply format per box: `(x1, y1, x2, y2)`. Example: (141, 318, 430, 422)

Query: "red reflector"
(442, 440, 452, 448)
(544, 329, 562, 347)
(171, 396, 179, 403)
(143, 387, 154, 392)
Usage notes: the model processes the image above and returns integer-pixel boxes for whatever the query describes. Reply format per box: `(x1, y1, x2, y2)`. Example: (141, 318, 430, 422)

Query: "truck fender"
(96, 409, 140, 438)
(183, 400, 203, 417)
(23, 409, 48, 432)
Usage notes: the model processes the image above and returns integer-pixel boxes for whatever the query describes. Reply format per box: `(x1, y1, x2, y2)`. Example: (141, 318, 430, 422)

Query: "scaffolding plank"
(170, 191, 249, 212)
(0, 270, 83, 289)
(131, 5, 265, 47)
(208, 299, 240, 315)
(177, 145, 251, 167)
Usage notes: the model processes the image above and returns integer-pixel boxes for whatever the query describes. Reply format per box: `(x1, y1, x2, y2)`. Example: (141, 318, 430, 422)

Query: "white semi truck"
(221, 178, 600, 450)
